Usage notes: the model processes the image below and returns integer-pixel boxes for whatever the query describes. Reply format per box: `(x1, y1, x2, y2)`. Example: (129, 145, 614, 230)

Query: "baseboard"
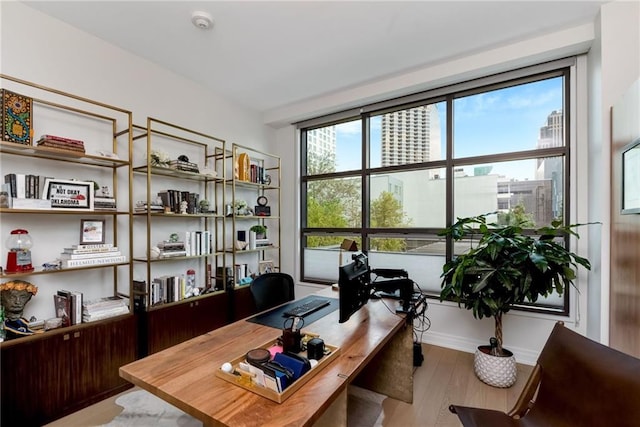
(421, 331, 538, 366)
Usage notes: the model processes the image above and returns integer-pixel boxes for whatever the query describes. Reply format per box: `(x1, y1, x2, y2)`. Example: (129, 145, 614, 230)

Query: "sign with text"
(44, 179, 94, 210)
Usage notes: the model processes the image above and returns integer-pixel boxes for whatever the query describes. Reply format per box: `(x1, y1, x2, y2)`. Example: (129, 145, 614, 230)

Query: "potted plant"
(439, 212, 594, 387)
(250, 224, 267, 239)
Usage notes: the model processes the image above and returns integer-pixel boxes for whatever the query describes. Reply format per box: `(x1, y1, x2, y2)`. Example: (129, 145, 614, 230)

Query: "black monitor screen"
(338, 252, 371, 323)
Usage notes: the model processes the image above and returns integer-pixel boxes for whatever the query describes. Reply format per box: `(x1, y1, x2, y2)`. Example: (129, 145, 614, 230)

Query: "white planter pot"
(473, 345, 517, 388)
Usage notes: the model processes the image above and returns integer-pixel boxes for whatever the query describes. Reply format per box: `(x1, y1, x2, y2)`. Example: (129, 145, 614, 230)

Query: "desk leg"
(313, 387, 347, 427)
(353, 323, 413, 403)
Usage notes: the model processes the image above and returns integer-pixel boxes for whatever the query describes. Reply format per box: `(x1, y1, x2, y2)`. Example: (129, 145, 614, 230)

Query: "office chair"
(449, 322, 640, 427)
(250, 272, 295, 312)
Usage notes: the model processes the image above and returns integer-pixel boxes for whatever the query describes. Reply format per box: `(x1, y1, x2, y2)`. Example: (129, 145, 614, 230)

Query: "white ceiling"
(23, 1, 606, 114)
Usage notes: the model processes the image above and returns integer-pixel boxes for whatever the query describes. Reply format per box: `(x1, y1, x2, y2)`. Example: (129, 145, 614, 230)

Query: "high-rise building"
(306, 125, 336, 173)
(380, 105, 441, 167)
(536, 109, 564, 219)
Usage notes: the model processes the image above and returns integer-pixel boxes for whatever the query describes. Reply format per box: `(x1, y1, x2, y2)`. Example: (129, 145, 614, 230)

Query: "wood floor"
(45, 344, 533, 427)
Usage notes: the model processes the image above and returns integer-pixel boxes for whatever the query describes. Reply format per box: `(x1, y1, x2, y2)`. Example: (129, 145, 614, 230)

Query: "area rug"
(347, 385, 385, 427)
(102, 386, 384, 426)
(101, 390, 202, 427)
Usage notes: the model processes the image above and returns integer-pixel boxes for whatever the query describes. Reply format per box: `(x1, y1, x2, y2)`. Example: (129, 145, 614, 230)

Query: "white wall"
(270, 7, 639, 364)
(0, 3, 275, 321)
(587, 0, 640, 343)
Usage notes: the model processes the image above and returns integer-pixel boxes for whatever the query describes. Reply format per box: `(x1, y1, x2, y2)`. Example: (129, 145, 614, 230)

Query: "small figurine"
(180, 200, 188, 214)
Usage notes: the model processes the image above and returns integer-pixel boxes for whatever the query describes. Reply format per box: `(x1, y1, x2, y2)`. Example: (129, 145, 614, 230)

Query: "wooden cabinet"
(1, 315, 136, 427)
(144, 292, 228, 354)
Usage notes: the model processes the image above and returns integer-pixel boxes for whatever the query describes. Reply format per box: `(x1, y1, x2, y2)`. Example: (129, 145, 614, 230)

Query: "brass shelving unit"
(226, 143, 281, 286)
(0, 73, 133, 322)
(131, 117, 227, 311)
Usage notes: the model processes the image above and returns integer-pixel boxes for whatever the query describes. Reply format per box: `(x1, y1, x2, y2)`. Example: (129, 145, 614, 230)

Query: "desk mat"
(246, 295, 339, 329)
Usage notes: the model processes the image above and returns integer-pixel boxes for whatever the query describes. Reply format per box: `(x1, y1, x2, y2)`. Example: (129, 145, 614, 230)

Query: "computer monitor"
(338, 252, 371, 323)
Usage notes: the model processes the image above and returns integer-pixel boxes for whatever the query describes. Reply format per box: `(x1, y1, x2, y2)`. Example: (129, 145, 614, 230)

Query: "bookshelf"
(226, 143, 281, 288)
(0, 74, 136, 426)
(131, 117, 228, 355)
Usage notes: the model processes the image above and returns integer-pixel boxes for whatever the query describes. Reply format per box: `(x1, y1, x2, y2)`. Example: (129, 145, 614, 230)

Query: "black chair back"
(250, 273, 295, 312)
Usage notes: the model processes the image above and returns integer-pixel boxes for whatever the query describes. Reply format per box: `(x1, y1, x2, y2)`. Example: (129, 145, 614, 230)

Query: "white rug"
(102, 386, 384, 426)
(101, 390, 201, 427)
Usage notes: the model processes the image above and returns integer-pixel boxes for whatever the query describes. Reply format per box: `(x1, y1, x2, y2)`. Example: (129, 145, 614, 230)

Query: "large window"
(300, 59, 574, 314)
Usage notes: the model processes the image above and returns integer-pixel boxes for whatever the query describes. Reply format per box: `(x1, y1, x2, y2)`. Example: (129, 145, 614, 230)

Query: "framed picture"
(258, 260, 274, 275)
(44, 179, 94, 210)
(622, 137, 640, 215)
(80, 219, 105, 244)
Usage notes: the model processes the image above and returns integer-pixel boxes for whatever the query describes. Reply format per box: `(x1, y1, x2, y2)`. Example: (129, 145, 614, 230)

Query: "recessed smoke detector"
(191, 11, 213, 30)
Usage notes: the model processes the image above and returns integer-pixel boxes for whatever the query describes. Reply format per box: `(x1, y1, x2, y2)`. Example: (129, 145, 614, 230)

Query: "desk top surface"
(119, 288, 408, 427)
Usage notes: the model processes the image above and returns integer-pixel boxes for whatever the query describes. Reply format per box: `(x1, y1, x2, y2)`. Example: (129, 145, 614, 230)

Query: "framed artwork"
(258, 260, 274, 275)
(44, 179, 94, 210)
(622, 137, 640, 215)
(80, 219, 105, 244)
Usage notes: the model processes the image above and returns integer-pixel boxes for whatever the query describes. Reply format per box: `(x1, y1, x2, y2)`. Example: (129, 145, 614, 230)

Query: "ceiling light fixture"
(191, 11, 213, 30)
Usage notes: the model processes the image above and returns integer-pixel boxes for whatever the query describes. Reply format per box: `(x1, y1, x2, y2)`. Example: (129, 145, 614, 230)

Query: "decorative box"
(1, 89, 33, 145)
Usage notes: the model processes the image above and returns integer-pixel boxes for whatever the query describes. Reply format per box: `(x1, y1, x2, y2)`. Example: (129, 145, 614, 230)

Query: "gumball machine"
(5, 229, 34, 273)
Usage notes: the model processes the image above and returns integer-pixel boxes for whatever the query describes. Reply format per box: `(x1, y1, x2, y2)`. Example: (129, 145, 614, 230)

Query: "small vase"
(473, 345, 517, 388)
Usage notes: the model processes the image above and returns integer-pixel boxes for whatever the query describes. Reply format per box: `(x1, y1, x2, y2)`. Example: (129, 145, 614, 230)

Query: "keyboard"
(283, 298, 331, 318)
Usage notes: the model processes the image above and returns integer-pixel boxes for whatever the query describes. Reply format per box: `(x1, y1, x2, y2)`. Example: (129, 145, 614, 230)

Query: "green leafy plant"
(439, 213, 595, 355)
(250, 225, 267, 235)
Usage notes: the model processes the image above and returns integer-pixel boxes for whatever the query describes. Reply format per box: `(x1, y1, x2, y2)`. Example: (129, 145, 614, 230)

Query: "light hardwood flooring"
(45, 344, 533, 427)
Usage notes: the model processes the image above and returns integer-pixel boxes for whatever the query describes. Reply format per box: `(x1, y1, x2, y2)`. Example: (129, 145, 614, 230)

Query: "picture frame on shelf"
(622, 137, 640, 215)
(44, 179, 94, 210)
(258, 260, 274, 275)
(80, 219, 105, 244)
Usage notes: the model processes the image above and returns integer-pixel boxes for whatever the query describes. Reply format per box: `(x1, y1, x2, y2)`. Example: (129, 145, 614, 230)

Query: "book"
(39, 134, 85, 145)
(59, 251, 123, 260)
(53, 294, 71, 327)
(62, 246, 119, 254)
(61, 255, 126, 268)
(72, 243, 114, 250)
(58, 289, 82, 325)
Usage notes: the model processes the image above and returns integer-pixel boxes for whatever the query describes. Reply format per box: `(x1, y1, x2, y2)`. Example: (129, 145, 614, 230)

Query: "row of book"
(4, 173, 50, 199)
(37, 134, 85, 153)
(83, 296, 129, 322)
(247, 163, 269, 185)
(150, 275, 196, 306)
(60, 243, 126, 268)
(157, 190, 200, 214)
(53, 289, 83, 327)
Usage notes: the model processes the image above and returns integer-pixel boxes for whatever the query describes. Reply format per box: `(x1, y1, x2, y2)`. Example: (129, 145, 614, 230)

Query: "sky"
(332, 77, 563, 181)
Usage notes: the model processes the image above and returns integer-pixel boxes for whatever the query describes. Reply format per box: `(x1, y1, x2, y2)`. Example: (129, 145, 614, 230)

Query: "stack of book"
(134, 200, 164, 213)
(168, 159, 199, 173)
(60, 243, 126, 268)
(37, 134, 85, 153)
(82, 296, 129, 322)
(94, 197, 117, 211)
(157, 240, 186, 258)
(53, 289, 83, 327)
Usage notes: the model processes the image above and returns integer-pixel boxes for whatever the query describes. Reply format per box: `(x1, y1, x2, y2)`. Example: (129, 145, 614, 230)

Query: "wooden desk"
(120, 288, 413, 426)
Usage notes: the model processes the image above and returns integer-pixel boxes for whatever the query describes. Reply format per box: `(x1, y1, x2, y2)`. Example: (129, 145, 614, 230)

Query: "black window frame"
(299, 58, 575, 316)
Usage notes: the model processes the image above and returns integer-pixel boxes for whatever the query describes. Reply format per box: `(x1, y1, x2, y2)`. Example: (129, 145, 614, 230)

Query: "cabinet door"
(146, 302, 196, 354)
(68, 315, 136, 411)
(1, 332, 71, 427)
(232, 286, 258, 321)
(191, 292, 228, 337)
